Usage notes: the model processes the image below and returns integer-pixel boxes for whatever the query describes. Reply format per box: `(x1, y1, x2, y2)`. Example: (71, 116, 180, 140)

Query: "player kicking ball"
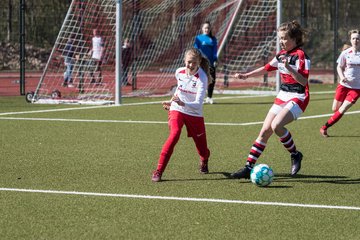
(152, 48, 212, 182)
(230, 20, 310, 179)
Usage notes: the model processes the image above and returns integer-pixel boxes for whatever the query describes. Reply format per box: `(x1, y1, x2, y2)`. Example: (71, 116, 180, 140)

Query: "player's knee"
(270, 121, 283, 133)
(259, 127, 273, 139)
(168, 129, 181, 140)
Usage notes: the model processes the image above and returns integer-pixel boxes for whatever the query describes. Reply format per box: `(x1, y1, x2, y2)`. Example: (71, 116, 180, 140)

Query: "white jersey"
(338, 48, 360, 89)
(91, 36, 104, 60)
(170, 67, 208, 117)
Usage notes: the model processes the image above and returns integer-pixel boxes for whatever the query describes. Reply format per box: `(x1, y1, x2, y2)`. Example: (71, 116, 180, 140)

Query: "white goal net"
(31, 0, 278, 104)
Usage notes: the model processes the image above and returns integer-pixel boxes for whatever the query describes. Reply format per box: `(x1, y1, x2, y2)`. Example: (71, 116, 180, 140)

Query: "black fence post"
(19, 0, 26, 95)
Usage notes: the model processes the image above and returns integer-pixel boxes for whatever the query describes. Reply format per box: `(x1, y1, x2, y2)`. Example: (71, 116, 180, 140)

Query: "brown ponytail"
(278, 20, 306, 47)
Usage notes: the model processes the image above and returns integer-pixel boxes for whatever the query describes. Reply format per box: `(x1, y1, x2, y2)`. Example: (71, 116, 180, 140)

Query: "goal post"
(115, 0, 122, 105)
(31, 0, 279, 105)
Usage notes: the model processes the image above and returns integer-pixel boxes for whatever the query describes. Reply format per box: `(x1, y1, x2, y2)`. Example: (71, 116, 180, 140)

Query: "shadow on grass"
(160, 172, 236, 182)
(275, 173, 360, 184)
(158, 172, 360, 185)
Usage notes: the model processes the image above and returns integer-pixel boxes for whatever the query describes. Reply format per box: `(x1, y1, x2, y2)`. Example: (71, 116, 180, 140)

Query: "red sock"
(324, 111, 343, 129)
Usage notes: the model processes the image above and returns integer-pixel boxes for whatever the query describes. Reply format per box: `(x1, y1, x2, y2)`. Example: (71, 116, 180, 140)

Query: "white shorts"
(269, 101, 303, 120)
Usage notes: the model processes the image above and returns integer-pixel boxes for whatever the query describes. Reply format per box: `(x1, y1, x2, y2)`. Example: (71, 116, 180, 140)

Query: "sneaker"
(204, 97, 214, 104)
(230, 166, 251, 179)
(199, 161, 209, 174)
(152, 170, 162, 182)
(290, 151, 303, 176)
(205, 97, 214, 104)
(320, 127, 329, 138)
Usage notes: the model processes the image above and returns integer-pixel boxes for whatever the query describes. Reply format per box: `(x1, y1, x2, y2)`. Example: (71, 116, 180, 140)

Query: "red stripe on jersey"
(264, 47, 310, 84)
(179, 69, 186, 74)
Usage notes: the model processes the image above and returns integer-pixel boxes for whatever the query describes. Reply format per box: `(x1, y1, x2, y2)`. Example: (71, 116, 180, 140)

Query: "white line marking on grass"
(0, 188, 359, 211)
(0, 117, 168, 124)
(0, 105, 112, 116)
(0, 101, 164, 116)
(0, 90, 334, 117)
(1, 110, 360, 126)
(0, 96, 264, 117)
(298, 110, 360, 120)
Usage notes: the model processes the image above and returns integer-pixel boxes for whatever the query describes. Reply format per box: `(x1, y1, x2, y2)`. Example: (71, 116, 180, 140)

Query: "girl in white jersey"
(88, 29, 104, 85)
(320, 29, 360, 137)
(152, 48, 212, 182)
(230, 21, 310, 180)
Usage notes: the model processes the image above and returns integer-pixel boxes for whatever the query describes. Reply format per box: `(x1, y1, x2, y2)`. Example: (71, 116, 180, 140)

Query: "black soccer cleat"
(290, 151, 303, 176)
(230, 166, 251, 179)
(199, 161, 209, 174)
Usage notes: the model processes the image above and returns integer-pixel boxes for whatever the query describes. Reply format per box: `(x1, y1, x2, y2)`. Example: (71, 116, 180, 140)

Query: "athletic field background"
(0, 84, 359, 239)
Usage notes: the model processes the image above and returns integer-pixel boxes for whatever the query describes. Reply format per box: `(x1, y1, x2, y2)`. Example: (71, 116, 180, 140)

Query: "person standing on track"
(152, 48, 212, 182)
(230, 20, 310, 180)
(63, 35, 76, 87)
(194, 21, 218, 104)
(122, 38, 132, 86)
(320, 29, 360, 137)
(88, 28, 104, 85)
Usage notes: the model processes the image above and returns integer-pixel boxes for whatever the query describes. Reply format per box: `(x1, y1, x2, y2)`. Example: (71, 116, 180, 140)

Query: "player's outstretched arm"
(234, 66, 266, 80)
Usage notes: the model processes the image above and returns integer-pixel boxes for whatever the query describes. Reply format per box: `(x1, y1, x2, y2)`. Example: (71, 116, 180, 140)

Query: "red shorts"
(169, 111, 206, 138)
(334, 84, 360, 104)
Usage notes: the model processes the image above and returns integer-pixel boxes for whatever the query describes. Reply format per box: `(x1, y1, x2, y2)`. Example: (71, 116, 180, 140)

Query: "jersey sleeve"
(296, 49, 310, 78)
(193, 36, 200, 49)
(213, 37, 218, 62)
(264, 56, 278, 72)
(173, 68, 182, 96)
(337, 51, 346, 68)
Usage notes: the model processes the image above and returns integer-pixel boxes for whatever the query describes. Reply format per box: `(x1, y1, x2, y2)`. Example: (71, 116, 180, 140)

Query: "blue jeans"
(64, 57, 74, 83)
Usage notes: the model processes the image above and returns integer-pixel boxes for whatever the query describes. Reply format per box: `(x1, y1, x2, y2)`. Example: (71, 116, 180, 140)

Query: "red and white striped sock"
(280, 130, 296, 154)
(247, 139, 266, 165)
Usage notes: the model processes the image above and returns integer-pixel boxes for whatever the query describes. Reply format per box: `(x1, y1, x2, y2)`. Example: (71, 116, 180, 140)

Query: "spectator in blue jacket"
(194, 21, 218, 104)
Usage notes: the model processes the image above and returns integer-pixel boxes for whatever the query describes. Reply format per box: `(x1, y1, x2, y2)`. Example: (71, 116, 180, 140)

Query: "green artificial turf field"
(0, 84, 359, 239)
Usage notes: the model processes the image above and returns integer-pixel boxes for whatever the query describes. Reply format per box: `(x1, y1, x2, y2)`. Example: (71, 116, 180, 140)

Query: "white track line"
(0, 188, 358, 211)
(1, 110, 360, 126)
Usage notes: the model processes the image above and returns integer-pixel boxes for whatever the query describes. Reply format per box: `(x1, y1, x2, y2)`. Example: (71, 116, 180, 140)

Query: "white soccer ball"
(250, 164, 274, 187)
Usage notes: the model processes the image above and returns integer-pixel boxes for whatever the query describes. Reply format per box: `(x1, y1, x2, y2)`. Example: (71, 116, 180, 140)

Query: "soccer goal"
(30, 0, 279, 105)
